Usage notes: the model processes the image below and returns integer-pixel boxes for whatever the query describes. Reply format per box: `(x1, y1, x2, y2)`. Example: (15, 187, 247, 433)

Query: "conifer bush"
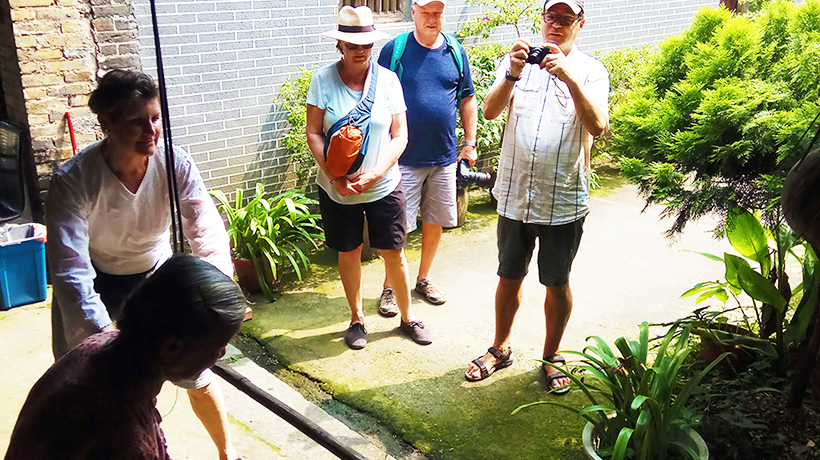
(611, 1, 820, 235)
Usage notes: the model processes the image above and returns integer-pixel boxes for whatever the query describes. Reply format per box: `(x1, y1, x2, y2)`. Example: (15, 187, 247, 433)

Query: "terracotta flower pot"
(698, 323, 755, 371)
(583, 423, 708, 460)
(232, 256, 274, 294)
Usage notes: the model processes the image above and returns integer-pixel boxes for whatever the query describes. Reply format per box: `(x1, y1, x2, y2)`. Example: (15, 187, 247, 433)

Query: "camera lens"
(456, 159, 493, 189)
(527, 46, 551, 65)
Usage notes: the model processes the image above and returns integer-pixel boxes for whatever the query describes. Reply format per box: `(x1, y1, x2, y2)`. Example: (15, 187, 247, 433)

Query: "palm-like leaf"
(209, 186, 325, 299)
(515, 322, 720, 459)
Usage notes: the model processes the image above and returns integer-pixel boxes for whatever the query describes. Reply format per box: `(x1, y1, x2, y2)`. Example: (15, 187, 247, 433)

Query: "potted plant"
(681, 207, 818, 366)
(210, 184, 324, 300)
(660, 307, 776, 372)
(513, 322, 725, 460)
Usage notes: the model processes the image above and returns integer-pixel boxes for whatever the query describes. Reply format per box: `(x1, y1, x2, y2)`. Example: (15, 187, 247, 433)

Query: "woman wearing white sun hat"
(306, 5, 434, 349)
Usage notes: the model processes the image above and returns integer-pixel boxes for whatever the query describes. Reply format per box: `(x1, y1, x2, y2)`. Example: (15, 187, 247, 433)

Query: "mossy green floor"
(241, 173, 728, 459)
(242, 191, 588, 459)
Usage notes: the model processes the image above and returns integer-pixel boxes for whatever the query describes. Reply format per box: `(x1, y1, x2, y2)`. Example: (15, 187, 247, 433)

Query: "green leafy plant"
(457, 42, 508, 159)
(593, 45, 659, 161)
(611, 2, 820, 236)
(660, 307, 777, 370)
(597, 44, 658, 110)
(456, 0, 541, 39)
(277, 67, 316, 184)
(681, 207, 819, 361)
(513, 322, 726, 460)
(210, 184, 324, 299)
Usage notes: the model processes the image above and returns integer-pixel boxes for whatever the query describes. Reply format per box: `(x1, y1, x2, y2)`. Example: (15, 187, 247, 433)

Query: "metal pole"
(212, 362, 371, 460)
(148, 0, 185, 253)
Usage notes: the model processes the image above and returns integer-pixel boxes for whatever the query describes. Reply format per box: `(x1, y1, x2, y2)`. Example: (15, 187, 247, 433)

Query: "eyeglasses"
(541, 12, 581, 26)
(345, 43, 374, 50)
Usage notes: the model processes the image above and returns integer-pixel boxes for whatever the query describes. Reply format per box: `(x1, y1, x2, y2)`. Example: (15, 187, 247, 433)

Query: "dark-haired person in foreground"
(45, 69, 239, 459)
(465, 0, 609, 393)
(5, 255, 246, 459)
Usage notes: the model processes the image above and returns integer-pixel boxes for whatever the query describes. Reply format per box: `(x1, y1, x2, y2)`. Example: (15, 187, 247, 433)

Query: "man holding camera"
(376, 0, 478, 314)
(464, 0, 609, 394)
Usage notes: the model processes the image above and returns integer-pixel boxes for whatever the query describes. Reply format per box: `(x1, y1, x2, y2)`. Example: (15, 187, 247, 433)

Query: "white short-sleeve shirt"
(492, 46, 610, 225)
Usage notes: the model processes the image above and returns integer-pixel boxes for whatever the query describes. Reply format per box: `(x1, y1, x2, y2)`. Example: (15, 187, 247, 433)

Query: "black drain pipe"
(212, 362, 371, 460)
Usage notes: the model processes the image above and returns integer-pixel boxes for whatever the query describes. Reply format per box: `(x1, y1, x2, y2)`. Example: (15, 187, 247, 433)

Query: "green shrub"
(459, 42, 509, 158)
(277, 68, 316, 184)
(610, 1, 820, 235)
(598, 44, 657, 107)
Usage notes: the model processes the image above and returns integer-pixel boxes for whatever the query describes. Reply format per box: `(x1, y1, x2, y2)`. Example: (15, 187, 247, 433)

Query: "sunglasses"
(541, 12, 581, 26)
(345, 43, 374, 50)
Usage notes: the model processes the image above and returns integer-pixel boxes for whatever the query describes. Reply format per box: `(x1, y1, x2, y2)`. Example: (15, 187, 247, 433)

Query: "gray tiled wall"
(134, 0, 715, 198)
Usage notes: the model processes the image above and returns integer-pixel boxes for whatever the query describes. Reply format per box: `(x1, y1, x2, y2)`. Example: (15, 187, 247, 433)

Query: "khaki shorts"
(400, 163, 457, 232)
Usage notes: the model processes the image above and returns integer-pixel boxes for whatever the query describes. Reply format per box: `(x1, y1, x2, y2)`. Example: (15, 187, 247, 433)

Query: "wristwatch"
(505, 70, 521, 82)
(463, 141, 476, 147)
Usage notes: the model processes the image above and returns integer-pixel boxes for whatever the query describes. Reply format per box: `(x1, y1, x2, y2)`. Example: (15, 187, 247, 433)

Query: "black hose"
(212, 362, 371, 460)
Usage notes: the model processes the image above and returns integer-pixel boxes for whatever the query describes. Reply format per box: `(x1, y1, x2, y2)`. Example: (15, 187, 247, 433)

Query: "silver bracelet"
(463, 141, 476, 147)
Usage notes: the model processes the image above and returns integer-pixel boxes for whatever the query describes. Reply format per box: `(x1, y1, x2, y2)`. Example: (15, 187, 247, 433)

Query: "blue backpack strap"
(389, 32, 411, 80)
(391, 32, 465, 103)
(443, 33, 465, 102)
(323, 64, 379, 175)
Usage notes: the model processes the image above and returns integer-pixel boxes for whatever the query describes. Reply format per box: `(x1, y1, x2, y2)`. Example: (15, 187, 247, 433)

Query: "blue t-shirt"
(378, 33, 476, 167)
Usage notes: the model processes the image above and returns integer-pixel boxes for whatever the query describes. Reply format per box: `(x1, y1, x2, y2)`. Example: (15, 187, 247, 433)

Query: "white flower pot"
(582, 422, 709, 460)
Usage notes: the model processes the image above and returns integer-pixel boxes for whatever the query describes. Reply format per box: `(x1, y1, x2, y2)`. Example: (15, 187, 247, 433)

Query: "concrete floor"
(240, 183, 734, 459)
(0, 293, 394, 460)
(1, 182, 735, 460)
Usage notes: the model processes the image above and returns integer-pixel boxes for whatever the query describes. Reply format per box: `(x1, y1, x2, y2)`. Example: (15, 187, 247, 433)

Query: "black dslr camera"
(456, 159, 493, 189)
(526, 46, 552, 65)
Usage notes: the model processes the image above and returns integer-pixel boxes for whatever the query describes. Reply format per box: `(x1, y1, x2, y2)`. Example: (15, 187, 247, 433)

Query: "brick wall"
(132, 0, 716, 200)
(10, 0, 97, 180)
(580, 0, 716, 52)
(133, 0, 343, 199)
(6, 0, 142, 190)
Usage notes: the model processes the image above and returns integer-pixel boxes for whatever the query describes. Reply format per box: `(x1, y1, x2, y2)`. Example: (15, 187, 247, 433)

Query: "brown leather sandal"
(542, 355, 570, 395)
(465, 346, 514, 382)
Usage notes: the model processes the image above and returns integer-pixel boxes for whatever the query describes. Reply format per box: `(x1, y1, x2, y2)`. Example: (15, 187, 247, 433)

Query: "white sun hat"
(322, 5, 389, 45)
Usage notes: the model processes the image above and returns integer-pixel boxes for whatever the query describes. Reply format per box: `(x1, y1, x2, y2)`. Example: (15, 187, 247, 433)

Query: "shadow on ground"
(241, 166, 727, 459)
(244, 288, 588, 459)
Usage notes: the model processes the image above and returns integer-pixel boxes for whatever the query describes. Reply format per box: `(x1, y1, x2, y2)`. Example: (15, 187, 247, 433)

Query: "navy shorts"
(496, 215, 585, 286)
(92, 264, 151, 323)
(318, 184, 407, 253)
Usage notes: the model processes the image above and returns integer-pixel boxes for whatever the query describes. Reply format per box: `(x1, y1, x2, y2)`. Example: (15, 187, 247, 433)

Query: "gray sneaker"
(399, 320, 433, 345)
(378, 286, 399, 317)
(415, 278, 446, 305)
(344, 322, 367, 350)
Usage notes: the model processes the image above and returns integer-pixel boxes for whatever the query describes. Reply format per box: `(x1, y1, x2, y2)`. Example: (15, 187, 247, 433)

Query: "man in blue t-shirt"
(376, 0, 477, 313)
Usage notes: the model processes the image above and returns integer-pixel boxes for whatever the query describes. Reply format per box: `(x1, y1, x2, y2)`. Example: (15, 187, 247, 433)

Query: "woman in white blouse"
(45, 69, 239, 460)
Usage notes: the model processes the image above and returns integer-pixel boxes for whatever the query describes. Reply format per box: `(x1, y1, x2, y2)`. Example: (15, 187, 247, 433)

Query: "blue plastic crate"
(0, 236, 47, 310)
